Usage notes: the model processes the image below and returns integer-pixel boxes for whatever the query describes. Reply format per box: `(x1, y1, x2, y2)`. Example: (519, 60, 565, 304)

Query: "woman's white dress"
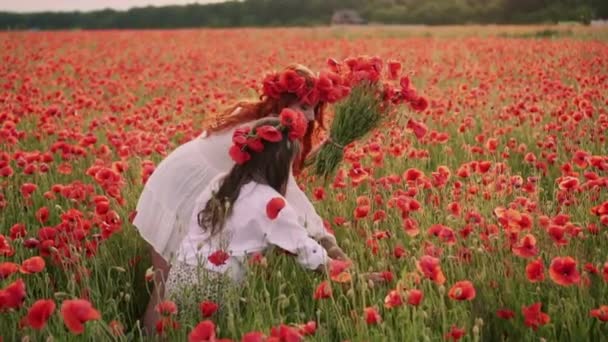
(133, 120, 331, 263)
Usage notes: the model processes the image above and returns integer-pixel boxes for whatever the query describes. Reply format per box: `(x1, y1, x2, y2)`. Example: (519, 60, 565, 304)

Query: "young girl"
(165, 115, 331, 307)
(135, 64, 350, 331)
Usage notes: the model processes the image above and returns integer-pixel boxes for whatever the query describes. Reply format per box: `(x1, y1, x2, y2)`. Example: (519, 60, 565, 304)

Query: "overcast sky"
(0, 0, 228, 13)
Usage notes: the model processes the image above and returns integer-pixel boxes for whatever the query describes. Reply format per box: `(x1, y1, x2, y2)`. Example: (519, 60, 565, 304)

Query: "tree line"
(1, 0, 606, 30)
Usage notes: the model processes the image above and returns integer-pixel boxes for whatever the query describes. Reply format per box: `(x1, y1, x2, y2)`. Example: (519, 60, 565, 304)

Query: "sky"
(0, 0, 228, 13)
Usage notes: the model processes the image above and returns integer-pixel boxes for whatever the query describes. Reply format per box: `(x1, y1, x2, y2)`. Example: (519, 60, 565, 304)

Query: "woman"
(134, 64, 350, 332)
(165, 115, 332, 311)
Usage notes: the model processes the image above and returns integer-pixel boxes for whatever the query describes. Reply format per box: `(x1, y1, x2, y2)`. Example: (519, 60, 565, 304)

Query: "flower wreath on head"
(262, 69, 351, 106)
(229, 108, 308, 165)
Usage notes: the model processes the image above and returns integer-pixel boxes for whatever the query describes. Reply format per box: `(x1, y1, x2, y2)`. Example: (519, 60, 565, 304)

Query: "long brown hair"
(198, 118, 302, 237)
(203, 64, 326, 173)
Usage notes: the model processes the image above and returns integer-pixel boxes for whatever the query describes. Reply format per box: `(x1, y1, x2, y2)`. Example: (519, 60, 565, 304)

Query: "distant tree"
(0, 0, 605, 29)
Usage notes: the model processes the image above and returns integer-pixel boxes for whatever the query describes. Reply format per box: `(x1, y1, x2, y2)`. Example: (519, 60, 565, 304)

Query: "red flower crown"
(229, 108, 308, 165)
(262, 69, 351, 106)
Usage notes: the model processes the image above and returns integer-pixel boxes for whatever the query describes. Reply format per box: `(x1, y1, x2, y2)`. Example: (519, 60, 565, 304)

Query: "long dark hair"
(198, 118, 301, 237)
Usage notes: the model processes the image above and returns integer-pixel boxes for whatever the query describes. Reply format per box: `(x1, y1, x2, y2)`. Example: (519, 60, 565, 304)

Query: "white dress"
(133, 119, 331, 263)
(164, 174, 328, 305)
(176, 173, 327, 281)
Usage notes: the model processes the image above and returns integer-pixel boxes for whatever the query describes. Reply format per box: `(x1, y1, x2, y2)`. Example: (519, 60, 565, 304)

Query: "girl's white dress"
(164, 173, 328, 305)
(133, 120, 331, 263)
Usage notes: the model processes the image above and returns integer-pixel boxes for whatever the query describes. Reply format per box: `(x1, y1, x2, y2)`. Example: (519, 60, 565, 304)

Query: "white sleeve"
(262, 200, 328, 271)
(284, 173, 333, 241)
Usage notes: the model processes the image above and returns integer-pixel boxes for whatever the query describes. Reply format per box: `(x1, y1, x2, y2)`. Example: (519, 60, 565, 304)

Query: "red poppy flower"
(445, 325, 466, 341)
(278, 107, 298, 126)
(326, 57, 341, 72)
(0, 165, 13, 177)
(188, 320, 216, 342)
(384, 289, 404, 308)
(448, 281, 476, 301)
(393, 245, 407, 259)
(61, 299, 101, 335)
(155, 300, 177, 316)
(364, 307, 382, 325)
(248, 252, 267, 267)
(266, 197, 286, 220)
(403, 217, 420, 237)
(407, 289, 423, 306)
(0, 278, 26, 310)
(313, 187, 325, 201)
(328, 259, 351, 283)
(522, 302, 550, 330)
(25, 299, 56, 330)
(437, 226, 457, 245)
(301, 86, 320, 106)
(246, 137, 264, 153)
(403, 168, 424, 181)
(354, 205, 370, 220)
(387, 60, 401, 79)
(549, 256, 580, 286)
(242, 331, 266, 342)
(603, 262, 608, 283)
(590, 305, 608, 322)
(20, 256, 45, 274)
(229, 145, 251, 165)
(279, 108, 306, 140)
(270, 324, 303, 342)
(9, 223, 27, 240)
(262, 74, 282, 99)
(547, 225, 568, 246)
(256, 125, 283, 143)
(399, 74, 411, 89)
(58, 162, 73, 175)
(296, 321, 317, 336)
(20, 183, 37, 198)
(416, 255, 446, 285)
(406, 118, 428, 139)
(35, 207, 49, 224)
(584, 262, 599, 274)
(558, 176, 580, 191)
(109, 320, 125, 336)
(0, 262, 19, 279)
(526, 258, 545, 283)
(512, 234, 539, 258)
(316, 72, 334, 94)
(199, 301, 219, 318)
(313, 281, 332, 300)
(496, 308, 515, 320)
(348, 163, 369, 186)
(208, 250, 230, 266)
(278, 69, 306, 94)
(410, 96, 429, 112)
(156, 316, 180, 335)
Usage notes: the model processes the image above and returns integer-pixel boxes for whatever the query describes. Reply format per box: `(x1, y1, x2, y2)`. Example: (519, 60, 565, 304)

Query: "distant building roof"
(331, 9, 366, 25)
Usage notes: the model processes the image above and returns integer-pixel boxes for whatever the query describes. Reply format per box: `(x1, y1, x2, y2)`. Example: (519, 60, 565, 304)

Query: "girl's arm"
(284, 173, 349, 261)
(263, 200, 329, 271)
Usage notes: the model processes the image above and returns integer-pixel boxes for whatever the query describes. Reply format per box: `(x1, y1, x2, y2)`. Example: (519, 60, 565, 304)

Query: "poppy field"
(1, 26, 608, 341)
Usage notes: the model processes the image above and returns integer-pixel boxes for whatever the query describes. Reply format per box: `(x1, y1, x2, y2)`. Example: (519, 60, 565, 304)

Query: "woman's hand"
(362, 272, 389, 286)
(327, 246, 349, 262)
(317, 236, 350, 262)
(303, 138, 328, 167)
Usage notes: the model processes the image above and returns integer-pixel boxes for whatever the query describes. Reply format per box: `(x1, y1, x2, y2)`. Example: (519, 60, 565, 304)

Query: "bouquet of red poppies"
(311, 56, 429, 178)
